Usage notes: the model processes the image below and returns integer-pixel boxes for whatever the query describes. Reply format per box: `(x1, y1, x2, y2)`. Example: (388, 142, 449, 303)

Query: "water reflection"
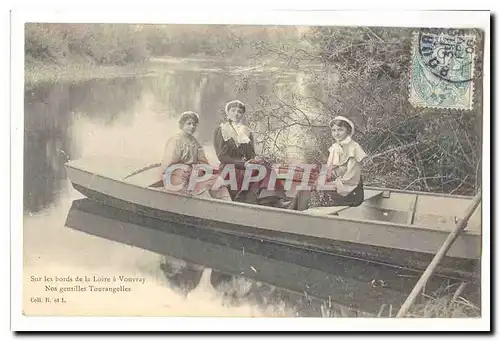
(64, 198, 478, 316)
(65, 198, 366, 317)
(24, 78, 142, 212)
(159, 261, 335, 317)
(24, 84, 72, 213)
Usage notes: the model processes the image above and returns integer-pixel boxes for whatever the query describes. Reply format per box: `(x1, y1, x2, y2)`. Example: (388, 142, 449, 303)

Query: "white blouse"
(326, 137, 366, 196)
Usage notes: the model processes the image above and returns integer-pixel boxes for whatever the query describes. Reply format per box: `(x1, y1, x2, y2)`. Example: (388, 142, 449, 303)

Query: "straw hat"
(329, 116, 355, 135)
(224, 100, 246, 115)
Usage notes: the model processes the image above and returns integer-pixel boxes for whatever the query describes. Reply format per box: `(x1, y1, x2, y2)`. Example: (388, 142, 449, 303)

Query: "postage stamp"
(409, 31, 476, 110)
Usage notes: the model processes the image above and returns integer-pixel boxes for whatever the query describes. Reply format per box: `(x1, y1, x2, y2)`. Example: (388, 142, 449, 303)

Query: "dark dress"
(291, 179, 365, 210)
(213, 125, 256, 170)
(213, 125, 285, 204)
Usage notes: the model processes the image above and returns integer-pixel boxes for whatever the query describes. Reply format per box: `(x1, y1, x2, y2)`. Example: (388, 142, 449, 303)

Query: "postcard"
(11, 8, 490, 331)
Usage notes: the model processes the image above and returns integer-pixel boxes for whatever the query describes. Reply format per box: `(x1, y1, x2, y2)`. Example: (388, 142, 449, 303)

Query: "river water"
(22, 58, 467, 318)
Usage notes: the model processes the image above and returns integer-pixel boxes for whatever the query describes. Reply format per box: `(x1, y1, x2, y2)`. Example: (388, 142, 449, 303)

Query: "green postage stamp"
(409, 31, 476, 110)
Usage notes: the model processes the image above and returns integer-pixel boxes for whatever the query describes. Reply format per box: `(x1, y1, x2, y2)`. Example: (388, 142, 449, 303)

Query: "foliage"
(243, 26, 483, 195)
(25, 24, 149, 66)
(25, 23, 296, 67)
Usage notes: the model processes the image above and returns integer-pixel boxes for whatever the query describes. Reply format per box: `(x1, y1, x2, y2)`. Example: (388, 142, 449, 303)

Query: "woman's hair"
(178, 111, 199, 129)
(225, 100, 246, 115)
(329, 119, 353, 135)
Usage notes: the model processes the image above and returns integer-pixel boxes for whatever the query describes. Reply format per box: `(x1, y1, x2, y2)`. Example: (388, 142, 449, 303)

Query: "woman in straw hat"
(160, 111, 232, 201)
(213, 100, 289, 207)
(291, 115, 367, 210)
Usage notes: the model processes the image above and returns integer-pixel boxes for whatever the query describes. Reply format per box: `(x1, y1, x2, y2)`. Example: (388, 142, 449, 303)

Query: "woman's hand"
(245, 157, 262, 167)
(247, 156, 266, 166)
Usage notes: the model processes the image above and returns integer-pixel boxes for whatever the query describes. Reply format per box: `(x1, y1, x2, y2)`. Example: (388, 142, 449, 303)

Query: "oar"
(123, 163, 161, 180)
(396, 188, 482, 317)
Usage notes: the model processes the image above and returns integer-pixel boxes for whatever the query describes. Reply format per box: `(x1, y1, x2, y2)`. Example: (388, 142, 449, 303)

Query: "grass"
(318, 282, 481, 318)
(403, 293, 480, 318)
(317, 294, 480, 318)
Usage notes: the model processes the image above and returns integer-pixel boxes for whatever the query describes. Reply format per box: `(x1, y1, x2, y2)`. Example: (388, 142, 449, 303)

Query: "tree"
(243, 26, 483, 195)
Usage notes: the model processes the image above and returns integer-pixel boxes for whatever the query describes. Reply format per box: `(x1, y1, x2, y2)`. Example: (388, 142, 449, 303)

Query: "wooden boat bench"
(303, 190, 384, 215)
(303, 189, 480, 233)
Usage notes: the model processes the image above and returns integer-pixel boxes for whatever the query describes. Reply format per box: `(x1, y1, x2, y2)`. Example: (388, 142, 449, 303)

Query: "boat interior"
(301, 189, 481, 233)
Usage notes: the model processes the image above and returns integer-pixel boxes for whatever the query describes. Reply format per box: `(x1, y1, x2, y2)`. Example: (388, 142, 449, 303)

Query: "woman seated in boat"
(291, 115, 367, 210)
(159, 111, 232, 201)
(213, 100, 289, 208)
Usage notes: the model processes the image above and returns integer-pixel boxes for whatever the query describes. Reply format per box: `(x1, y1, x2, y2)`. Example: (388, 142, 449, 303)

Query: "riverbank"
(24, 61, 152, 89)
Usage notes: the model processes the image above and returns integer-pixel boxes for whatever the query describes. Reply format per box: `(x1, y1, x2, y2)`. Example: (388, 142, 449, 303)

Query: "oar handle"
(123, 163, 161, 180)
(396, 188, 482, 317)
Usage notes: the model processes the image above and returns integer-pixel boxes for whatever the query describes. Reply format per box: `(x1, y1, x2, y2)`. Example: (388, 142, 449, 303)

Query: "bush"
(25, 23, 149, 66)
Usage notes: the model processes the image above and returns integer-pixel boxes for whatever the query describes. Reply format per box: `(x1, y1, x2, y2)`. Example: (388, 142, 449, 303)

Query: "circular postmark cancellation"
(409, 30, 477, 110)
(417, 31, 475, 84)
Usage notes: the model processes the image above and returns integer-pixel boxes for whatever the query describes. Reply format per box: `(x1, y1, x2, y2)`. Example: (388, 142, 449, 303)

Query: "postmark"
(409, 31, 476, 110)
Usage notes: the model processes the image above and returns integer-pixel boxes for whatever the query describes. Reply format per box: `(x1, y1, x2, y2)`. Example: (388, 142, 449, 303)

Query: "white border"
(2, 4, 12, 341)
(10, 7, 490, 332)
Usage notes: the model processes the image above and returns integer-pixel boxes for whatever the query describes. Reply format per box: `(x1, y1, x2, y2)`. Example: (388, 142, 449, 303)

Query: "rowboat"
(64, 155, 482, 280)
